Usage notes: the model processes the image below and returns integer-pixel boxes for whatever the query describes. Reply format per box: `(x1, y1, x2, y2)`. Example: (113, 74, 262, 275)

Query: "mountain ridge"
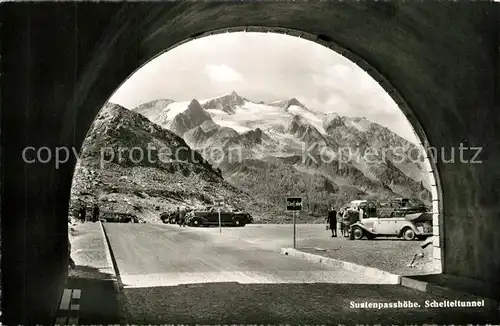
(70, 102, 260, 223)
(127, 93, 432, 214)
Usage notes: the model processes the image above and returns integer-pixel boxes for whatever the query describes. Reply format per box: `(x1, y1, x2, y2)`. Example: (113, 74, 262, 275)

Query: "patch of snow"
(207, 100, 287, 133)
(163, 101, 191, 120)
(268, 100, 285, 105)
(286, 105, 327, 134)
(344, 118, 371, 132)
(213, 119, 249, 133)
(198, 92, 236, 104)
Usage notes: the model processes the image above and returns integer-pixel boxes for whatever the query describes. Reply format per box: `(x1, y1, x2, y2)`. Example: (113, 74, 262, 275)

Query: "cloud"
(109, 32, 420, 143)
(205, 64, 244, 83)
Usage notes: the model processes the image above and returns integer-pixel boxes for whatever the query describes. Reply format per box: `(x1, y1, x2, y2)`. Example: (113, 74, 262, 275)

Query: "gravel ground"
(300, 237, 439, 276)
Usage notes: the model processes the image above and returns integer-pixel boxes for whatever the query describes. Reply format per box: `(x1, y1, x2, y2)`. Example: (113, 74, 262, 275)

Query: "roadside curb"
(281, 248, 500, 311)
(99, 221, 130, 324)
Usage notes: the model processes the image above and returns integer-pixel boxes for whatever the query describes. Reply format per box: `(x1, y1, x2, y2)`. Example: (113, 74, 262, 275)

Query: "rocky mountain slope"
(69, 103, 257, 223)
(131, 91, 431, 217)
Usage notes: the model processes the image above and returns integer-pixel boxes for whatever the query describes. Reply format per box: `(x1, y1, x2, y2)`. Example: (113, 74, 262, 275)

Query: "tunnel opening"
(68, 28, 443, 291)
(4, 3, 499, 324)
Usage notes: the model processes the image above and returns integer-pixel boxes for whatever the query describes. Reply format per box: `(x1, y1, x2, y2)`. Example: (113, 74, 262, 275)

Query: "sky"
(110, 32, 419, 143)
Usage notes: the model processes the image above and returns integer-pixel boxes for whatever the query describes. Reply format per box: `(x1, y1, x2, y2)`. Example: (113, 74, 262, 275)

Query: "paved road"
(105, 223, 385, 286)
(104, 223, 499, 324)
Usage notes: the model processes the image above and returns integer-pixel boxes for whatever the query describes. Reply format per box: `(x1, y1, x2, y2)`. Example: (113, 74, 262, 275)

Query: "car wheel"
(402, 227, 416, 241)
(233, 219, 245, 227)
(352, 226, 364, 240)
(192, 219, 202, 227)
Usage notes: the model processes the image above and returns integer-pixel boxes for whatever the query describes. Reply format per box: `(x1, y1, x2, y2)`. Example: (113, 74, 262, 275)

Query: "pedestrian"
(79, 205, 86, 223)
(179, 206, 186, 227)
(337, 208, 344, 237)
(327, 206, 337, 237)
(92, 203, 99, 222)
(359, 207, 364, 220)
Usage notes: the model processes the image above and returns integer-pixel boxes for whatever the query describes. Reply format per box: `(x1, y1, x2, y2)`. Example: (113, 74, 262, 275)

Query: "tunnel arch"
(94, 26, 444, 271)
(4, 3, 498, 324)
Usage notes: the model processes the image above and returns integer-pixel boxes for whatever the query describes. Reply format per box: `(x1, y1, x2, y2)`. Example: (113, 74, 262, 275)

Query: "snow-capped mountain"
(287, 114, 328, 146)
(164, 99, 212, 136)
(131, 91, 431, 212)
(133, 92, 324, 138)
(269, 97, 312, 112)
(133, 99, 175, 122)
(201, 90, 246, 114)
(323, 112, 345, 133)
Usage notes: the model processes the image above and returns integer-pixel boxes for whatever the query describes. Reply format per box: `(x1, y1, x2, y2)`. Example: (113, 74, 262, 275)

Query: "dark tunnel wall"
(1, 2, 499, 324)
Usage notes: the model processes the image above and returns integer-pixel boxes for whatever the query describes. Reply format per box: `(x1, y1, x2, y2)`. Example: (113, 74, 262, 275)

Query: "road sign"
(213, 199, 224, 233)
(286, 197, 303, 249)
(214, 198, 224, 208)
(286, 197, 303, 211)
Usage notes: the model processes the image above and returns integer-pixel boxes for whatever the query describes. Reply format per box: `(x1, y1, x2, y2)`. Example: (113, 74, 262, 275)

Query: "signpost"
(213, 198, 224, 233)
(286, 197, 303, 248)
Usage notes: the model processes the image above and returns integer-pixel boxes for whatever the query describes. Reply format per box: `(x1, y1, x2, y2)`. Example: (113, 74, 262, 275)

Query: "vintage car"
(185, 206, 252, 227)
(160, 211, 173, 224)
(376, 197, 428, 217)
(346, 199, 432, 241)
(100, 212, 141, 223)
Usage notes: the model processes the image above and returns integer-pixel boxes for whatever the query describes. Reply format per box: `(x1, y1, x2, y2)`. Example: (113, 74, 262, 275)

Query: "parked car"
(345, 199, 432, 241)
(185, 207, 252, 227)
(160, 211, 175, 224)
(100, 212, 139, 223)
(234, 210, 253, 224)
(376, 197, 428, 217)
(168, 213, 179, 224)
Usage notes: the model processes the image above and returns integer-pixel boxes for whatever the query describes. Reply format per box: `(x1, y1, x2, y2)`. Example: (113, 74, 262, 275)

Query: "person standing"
(327, 207, 337, 237)
(92, 203, 100, 222)
(179, 207, 186, 227)
(79, 205, 86, 223)
(175, 207, 180, 225)
(337, 208, 344, 238)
